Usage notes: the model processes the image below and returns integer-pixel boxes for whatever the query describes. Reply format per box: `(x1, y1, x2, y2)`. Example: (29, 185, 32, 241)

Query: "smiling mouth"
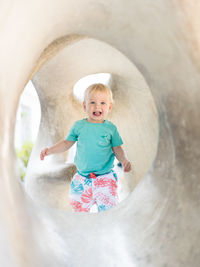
(93, 111, 102, 116)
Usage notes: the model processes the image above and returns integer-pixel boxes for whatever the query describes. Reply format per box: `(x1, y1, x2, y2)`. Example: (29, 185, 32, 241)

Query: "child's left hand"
(122, 160, 131, 172)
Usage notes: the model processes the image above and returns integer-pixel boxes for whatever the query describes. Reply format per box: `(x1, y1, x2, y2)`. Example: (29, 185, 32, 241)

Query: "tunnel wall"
(0, 1, 200, 266)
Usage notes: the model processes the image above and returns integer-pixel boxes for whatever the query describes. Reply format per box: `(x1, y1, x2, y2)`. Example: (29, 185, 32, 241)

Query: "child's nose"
(95, 103, 101, 108)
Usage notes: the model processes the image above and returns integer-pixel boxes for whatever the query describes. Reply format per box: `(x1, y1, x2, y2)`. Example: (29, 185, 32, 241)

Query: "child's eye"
(90, 101, 95, 104)
(101, 102, 105, 105)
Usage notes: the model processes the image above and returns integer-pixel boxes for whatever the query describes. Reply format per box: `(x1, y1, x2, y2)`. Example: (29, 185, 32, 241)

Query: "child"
(40, 83, 131, 212)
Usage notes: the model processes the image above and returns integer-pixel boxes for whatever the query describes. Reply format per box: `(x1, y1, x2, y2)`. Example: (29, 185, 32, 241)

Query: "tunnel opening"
(22, 35, 159, 213)
(73, 73, 112, 102)
(15, 81, 41, 182)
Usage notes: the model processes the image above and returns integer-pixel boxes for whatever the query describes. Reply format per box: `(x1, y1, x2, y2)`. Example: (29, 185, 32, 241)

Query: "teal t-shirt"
(66, 119, 123, 177)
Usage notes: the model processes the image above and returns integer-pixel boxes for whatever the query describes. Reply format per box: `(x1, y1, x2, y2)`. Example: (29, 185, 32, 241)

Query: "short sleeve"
(111, 126, 123, 147)
(65, 122, 78, 141)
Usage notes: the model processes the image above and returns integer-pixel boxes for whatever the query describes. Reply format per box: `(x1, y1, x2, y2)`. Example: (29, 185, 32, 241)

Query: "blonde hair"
(84, 83, 113, 103)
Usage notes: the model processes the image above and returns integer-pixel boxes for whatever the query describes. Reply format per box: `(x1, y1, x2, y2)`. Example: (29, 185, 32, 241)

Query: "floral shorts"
(69, 171, 118, 212)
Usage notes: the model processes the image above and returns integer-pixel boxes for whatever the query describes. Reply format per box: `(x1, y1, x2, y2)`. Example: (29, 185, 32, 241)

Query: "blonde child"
(40, 83, 131, 212)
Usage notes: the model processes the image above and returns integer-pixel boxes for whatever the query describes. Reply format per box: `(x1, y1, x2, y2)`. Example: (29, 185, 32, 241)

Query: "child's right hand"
(40, 148, 49, 160)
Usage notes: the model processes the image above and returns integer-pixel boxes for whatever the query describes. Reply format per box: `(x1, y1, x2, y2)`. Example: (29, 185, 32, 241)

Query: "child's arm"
(40, 140, 75, 160)
(112, 146, 131, 172)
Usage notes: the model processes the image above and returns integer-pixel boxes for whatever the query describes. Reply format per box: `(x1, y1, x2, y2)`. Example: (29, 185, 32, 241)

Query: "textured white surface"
(0, 0, 200, 266)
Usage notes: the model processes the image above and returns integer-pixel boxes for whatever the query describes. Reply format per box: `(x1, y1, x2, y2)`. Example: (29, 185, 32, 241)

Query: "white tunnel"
(0, 1, 200, 266)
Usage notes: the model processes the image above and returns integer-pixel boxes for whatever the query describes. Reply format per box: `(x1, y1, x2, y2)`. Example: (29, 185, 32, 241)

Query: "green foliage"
(16, 141, 33, 180)
(20, 111, 26, 118)
(20, 170, 26, 180)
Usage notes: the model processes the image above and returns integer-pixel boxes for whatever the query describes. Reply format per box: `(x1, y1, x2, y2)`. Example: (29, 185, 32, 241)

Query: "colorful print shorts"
(69, 171, 118, 212)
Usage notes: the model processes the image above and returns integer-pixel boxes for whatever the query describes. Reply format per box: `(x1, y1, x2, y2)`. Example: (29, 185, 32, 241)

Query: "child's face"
(83, 91, 112, 123)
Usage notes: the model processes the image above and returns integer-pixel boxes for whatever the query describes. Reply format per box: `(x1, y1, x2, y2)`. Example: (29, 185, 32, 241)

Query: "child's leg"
(94, 171, 118, 212)
(69, 173, 94, 212)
